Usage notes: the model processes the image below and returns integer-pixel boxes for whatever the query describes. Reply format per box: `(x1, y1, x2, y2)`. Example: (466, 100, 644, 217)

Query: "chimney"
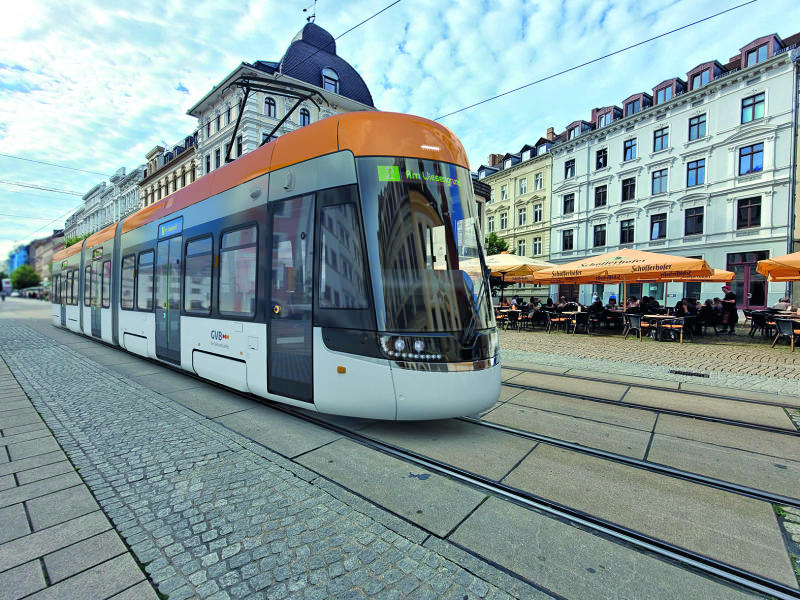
(488, 153, 504, 167)
(546, 127, 555, 141)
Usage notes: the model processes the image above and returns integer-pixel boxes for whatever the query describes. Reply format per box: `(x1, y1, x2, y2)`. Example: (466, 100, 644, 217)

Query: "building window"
(225, 106, 231, 125)
(738, 143, 764, 175)
(620, 219, 634, 244)
(532, 237, 542, 255)
(321, 67, 339, 93)
(623, 138, 637, 161)
(219, 226, 258, 316)
(517, 207, 527, 227)
(653, 127, 668, 151)
(685, 207, 704, 235)
(746, 44, 767, 67)
(651, 169, 668, 194)
(265, 97, 276, 117)
(562, 229, 574, 251)
(598, 112, 611, 127)
(687, 159, 705, 187)
(489, 189, 494, 203)
(299, 108, 311, 126)
(205, 154, 211, 173)
(741, 93, 765, 124)
(534, 173, 543, 190)
(594, 185, 607, 207)
(206, 122, 210, 137)
(181, 172, 186, 188)
(650, 213, 666, 240)
(563, 194, 575, 214)
(656, 87, 672, 104)
(533, 204, 542, 222)
(565, 159, 576, 178)
(625, 99, 640, 116)
(237, 135, 243, 157)
(596, 148, 607, 169)
(622, 178, 636, 202)
(519, 178, 527, 195)
(736, 197, 761, 229)
(215, 149, 221, 169)
(568, 127, 577, 140)
(517, 240, 526, 256)
(504, 159, 512, 169)
(522, 150, 531, 161)
(216, 114, 220, 132)
(487, 216, 494, 233)
(593, 224, 606, 247)
(691, 70, 709, 89)
(688, 114, 706, 140)
(500, 212, 508, 229)
(500, 185, 508, 201)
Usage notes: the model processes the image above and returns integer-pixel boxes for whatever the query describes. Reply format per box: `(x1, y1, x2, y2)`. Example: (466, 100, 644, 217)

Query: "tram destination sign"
(158, 216, 183, 239)
(92, 248, 103, 259)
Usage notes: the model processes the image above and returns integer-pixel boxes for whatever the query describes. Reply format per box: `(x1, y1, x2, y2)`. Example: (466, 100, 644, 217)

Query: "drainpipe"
(789, 48, 800, 301)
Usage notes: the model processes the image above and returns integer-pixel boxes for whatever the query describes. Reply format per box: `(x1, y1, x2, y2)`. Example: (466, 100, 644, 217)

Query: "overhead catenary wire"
(434, 0, 758, 121)
(0, 153, 112, 177)
(0, 180, 83, 197)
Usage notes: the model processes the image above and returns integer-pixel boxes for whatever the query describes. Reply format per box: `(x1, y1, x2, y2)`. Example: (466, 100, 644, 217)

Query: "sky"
(1, 0, 798, 266)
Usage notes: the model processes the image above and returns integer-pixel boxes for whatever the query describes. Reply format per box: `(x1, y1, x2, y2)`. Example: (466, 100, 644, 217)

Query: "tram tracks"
(501, 376, 800, 436)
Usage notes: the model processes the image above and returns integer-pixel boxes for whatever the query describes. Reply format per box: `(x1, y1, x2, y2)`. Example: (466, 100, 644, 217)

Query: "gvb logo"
(210, 331, 229, 341)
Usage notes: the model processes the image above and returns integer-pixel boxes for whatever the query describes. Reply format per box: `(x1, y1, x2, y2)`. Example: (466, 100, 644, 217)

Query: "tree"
(10, 265, 40, 289)
(484, 232, 510, 256)
(0, 270, 6, 280)
(64, 234, 89, 248)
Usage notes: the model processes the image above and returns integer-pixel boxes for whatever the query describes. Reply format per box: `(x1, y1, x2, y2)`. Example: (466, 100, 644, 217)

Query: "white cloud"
(0, 0, 798, 260)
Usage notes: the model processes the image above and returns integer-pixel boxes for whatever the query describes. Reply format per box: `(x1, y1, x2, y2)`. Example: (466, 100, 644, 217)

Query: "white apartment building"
(188, 22, 375, 180)
(549, 32, 800, 309)
(65, 166, 145, 239)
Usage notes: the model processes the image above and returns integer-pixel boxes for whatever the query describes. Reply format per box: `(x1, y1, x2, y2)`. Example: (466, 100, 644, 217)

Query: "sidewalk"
(0, 357, 158, 599)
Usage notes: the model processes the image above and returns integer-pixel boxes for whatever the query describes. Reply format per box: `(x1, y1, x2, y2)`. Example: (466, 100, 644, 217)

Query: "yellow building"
(477, 135, 554, 298)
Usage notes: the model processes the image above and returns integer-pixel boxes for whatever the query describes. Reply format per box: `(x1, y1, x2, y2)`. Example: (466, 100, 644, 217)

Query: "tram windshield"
(357, 156, 493, 333)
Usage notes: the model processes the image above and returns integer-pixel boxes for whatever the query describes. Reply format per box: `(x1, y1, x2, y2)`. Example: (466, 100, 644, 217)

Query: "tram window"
(84, 266, 92, 306)
(71, 270, 78, 305)
(91, 261, 101, 307)
(320, 203, 368, 309)
(53, 275, 60, 303)
(101, 260, 111, 308)
(64, 272, 69, 305)
(137, 251, 155, 311)
(121, 255, 135, 309)
(219, 226, 257, 317)
(184, 236, 212, 314)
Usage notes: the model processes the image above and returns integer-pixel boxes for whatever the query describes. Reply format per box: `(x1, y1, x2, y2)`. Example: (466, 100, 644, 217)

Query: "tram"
(51, 111, 500, 420)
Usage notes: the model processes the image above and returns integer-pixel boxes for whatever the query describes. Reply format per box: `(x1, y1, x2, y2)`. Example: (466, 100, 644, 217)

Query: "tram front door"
(268, 195, 314, 402)
(155, 236, 182, 363)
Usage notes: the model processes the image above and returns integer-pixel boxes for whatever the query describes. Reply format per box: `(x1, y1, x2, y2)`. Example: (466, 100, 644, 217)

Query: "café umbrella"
(461, 252, 554, 301)
(756, 251, 800, 281)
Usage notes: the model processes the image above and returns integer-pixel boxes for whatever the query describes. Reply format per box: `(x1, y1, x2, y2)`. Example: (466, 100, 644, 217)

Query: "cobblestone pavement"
(0, 322, 546, 600)
(499, 326, 800, 396)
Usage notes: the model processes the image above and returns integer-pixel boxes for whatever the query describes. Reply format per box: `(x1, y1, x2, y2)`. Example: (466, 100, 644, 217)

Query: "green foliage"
(484, 232, 510, 256)
(10, 264, 40, 289)
(0, 271, 7, 280)
(64, 234, 89, 248)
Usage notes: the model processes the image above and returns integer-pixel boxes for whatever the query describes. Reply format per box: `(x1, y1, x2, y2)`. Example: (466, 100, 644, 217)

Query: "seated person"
(588, 299, 605, 316)
(529, 297, 541, 309)
(557, 296, 568, 309)
(605, 297, 618, 310)
(772, 297, 791, 311)
(544, 297, 555, 310)
(500, 298, 510, 307)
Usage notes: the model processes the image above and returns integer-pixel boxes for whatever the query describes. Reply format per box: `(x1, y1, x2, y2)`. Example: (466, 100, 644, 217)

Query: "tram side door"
(268, 195, 314, 402)
(91, 260, 101, 337)
(155, 236, 182, 363)
(60, 273, 67, 326)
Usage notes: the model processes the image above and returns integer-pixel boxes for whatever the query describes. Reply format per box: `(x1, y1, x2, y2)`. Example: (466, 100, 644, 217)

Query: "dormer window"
(746, 44, 768, 67)
(598, 113, 611, 127)
(656, 87, 672, 104)
(568, 127, 578, 140)
(522, 150, 531, 161)
(321, 68, 339, 93)
(691, 70, 709, 90)
(537, 145, 546, 156)
(625, 100, 640, 116)
(504, 159, 512, 169)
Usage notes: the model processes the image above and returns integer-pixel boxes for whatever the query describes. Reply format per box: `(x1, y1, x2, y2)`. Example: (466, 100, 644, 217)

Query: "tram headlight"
(413, 339, 425, 353)
(394, 339, 406, 353)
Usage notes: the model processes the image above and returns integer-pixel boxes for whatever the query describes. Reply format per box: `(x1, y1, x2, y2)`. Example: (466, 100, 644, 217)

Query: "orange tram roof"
(115, 112, 469, 236)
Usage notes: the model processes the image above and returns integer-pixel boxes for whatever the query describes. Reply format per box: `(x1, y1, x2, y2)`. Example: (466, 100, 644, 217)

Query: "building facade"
(549, 32, 800, 308)
(65, 166, 145, 239)
(187, 22, 375, 183)
(29, 230, 64, 283)
(140, 135, 199, 208)
(478, 137, 554, 297)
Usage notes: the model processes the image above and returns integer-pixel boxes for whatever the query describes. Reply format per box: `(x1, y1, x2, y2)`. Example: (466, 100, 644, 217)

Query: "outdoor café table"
(643, 314, 674, 339)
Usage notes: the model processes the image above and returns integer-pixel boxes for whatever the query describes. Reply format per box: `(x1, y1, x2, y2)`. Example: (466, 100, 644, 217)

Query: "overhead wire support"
(434, 0, 758, 121)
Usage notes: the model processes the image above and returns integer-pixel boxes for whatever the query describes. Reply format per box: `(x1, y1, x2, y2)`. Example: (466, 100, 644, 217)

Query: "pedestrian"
(720, 285, 738, 335)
